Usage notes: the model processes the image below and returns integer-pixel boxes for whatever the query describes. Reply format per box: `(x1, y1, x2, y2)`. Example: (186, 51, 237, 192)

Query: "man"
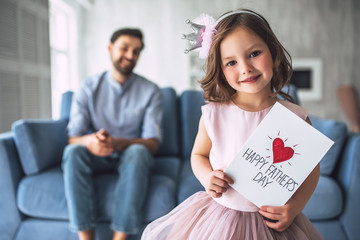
(62, 28, 162, 240)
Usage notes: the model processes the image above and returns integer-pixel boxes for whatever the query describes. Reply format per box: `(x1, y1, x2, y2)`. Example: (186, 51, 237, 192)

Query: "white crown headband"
(182, 10, 262, 59)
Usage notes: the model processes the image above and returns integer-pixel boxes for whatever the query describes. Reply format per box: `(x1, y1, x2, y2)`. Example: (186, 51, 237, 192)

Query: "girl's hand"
(259, 204, 298, 232)
(205, 169, 234, 198)
(259, 161, 321, 232)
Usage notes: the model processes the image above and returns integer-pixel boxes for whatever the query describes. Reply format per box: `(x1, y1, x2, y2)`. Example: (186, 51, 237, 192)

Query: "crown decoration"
(182, 20, 206, 53)
(182, 10, 261, 59)
(182, 13, 216, 59)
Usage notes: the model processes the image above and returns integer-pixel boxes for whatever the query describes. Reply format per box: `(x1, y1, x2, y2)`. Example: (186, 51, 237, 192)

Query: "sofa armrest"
(336, 133, 360, 240)
(0, 132, 24, 239)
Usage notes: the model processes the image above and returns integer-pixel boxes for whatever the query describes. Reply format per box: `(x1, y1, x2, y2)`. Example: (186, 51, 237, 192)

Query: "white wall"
(78, 0, 359, 123)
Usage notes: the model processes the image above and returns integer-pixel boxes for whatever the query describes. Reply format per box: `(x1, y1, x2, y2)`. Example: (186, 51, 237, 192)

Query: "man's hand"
(86, 129, 114, 156)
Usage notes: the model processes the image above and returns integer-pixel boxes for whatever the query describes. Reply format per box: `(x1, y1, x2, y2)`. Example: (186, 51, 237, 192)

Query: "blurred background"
(0, 0, 359, 132)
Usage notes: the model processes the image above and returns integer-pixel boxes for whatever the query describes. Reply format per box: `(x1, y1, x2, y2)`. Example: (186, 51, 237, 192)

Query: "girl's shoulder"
(201, 101, 233, 114)
(278, 100, 308, 120)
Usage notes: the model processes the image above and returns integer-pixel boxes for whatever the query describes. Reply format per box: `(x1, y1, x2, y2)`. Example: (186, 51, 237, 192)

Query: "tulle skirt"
(142, 191, 323, 240)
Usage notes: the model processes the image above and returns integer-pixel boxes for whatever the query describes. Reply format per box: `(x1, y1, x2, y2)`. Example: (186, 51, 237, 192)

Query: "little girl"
(142, 9, 323, 240)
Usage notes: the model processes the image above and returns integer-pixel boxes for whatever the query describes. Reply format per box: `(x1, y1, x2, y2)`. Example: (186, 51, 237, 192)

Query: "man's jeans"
(62, 144, 154, 234)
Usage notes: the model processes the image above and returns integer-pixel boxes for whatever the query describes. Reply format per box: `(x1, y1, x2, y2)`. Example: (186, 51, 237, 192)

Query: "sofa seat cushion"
(303, 175, 343, 220)
(17, 167, 177, 222)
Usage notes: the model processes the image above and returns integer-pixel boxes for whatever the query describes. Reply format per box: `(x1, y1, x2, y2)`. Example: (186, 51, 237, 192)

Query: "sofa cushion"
(15, 219, 83, 240)
(12, 119, 68, 175)
(157, 87, 179, 156)
(17, 167, 176, 222)
(180, 90, 205, 158)
(309, 115, 347, 175)
(303, 175, 343, 220)
(17, 167, 68, 219)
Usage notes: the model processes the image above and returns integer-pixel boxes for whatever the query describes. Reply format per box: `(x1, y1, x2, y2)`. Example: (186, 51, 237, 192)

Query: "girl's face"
(220, 27, 273, 96)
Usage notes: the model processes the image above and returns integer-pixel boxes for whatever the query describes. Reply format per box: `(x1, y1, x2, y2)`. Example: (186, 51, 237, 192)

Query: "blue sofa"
(0, 87, 359, 240)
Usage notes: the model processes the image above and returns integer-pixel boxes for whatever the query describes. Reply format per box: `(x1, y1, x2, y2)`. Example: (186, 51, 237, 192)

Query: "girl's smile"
(239, 74, 262, 84)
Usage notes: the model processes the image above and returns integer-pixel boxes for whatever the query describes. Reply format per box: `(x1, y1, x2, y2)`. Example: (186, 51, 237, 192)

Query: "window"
(49, 0, 78, 118)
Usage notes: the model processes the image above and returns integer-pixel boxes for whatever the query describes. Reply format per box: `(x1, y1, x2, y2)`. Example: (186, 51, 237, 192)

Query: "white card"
(225, 102, 334, 207)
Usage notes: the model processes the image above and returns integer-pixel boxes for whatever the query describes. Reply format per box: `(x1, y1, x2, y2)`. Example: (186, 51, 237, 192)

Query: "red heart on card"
(272, 138, 294, 163)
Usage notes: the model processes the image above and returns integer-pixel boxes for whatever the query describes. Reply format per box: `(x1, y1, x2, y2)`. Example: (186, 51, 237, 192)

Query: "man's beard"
(113, 58, 134, 76)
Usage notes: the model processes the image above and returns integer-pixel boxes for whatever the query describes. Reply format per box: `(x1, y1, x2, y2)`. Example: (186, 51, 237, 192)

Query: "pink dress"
(142, 100, 323, 240)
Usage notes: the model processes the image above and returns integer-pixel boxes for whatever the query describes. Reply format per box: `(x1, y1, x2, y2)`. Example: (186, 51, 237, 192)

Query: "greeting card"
(224, 102, 334, 207)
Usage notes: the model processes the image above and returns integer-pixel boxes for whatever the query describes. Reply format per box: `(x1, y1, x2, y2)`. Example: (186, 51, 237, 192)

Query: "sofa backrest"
(179, 90, 205, 158)
(157, 87, 179, 156)
(60, 91, 73, 120)
(309, 115, 348, 175)
(13, 86, 346, 175)
(12, 87, 180, 175)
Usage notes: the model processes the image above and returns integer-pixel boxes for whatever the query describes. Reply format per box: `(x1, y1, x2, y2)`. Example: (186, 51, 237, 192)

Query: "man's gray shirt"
(67, 71, 163, 141)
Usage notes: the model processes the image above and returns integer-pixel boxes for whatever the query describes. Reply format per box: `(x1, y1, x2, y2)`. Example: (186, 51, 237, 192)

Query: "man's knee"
(122, 144, 154, 168)
(63, 144, 88, 157)
(62, 144, 89, 170)
(127, 144, 151, 155)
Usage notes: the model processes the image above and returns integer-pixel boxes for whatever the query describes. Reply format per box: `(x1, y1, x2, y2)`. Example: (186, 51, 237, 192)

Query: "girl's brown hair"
(200, 9, 294, 103)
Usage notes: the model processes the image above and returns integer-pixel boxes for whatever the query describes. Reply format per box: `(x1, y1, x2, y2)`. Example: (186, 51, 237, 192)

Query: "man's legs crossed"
(111, 144, 155, 237)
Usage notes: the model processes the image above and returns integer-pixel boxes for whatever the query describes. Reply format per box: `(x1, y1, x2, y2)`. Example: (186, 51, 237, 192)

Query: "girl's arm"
(191, 116, 234, 198)
(259, 117, 320, 232)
